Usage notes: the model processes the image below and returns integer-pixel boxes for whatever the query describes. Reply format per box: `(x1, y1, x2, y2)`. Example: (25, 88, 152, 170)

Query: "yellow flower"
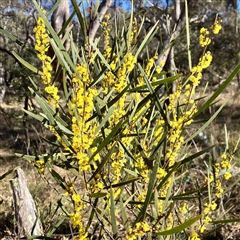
(45, 85, 60, 102)
(203, 215, 212, 224)
(221, 152, 227, 159)
(199, 225, 206, 233)
(69, 212, 81, 229)
(65, 181, 74, 195)
(215, 179, 224, 198)
(179, 202, 187, 213)
(203, 204, 211, 215)
(199, 51, 212, 69)
(125, 221, 151, 240)
(211, 20, 222, 34)
(200, 27, 209, 35)
(188, 231, 200, 240)
(224, 171, 232, 180)
(221, 160, 231, 169)
(35, 160, 45, 173)
(34, 9, 60, 108)
(199, 27, 211, 47)
(157, 168, 167, 179)
(72, 194, 82, 203)
(105, 14, 111, 20)
(210, 201, 217, 211)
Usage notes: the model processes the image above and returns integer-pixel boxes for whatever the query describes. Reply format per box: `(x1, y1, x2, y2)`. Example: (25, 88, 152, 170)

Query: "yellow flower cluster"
(102, 14, 111, 49)
(88, 179, 104, 193)
(188, 21, 222, 239)
(108, 57, 134, 120)
(211, 20, 222, 34)
(34, 9, 59, 108)
(199, 19, 222, 47)
(196, 151, 233, 238)
(67, 63, 99, 238)
(188, 231, 201, 240)
(153, 19, 222, 236)
(166, 213, 174, 230)
(189, 51, 212, 87)
(129, 21, 138, 43)
(45, 85, 60, 104)
(148, 57, 157, 76)
(132, 56, 165, 177)
(34, 10, 50, 63)
(166, 83, 197, 167)
(116, 53, 137, 92)
(69, 194, 89, 240)
(156, 60, 165, 74)
(207, 152, 233, 198)
(70, 64, 98, 171)
(132, 56, 162, 161)
(125, 222, 151, 240)
(153, 118, 165, 143)
(220, 152, 232, 180)
(35, 160, 45, 173)
(98, 52, 137, 187)
(215, 178, 224, 198)
(179, 202, 187, 213)
(111, 147, 127, 183)
(198, 201, 217, 233)
(199, 27, 211, 47)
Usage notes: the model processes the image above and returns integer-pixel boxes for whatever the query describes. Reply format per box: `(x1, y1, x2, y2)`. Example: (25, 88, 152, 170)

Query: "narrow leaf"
(110, 188, 118, 237)
(157, 215, 201, 235)
(195, 63, 240, 117)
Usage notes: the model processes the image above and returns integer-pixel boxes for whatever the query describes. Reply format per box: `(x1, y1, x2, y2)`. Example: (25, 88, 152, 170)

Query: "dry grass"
(0, 102, 74, 239)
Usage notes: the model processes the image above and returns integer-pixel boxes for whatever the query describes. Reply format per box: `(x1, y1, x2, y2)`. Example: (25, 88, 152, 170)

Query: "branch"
(51, 0, 70, 50)
(156, 0, 197, 66)
(10, 168, 43, 238)
(174, 0, 181, 21)
(88, 0, 113, 43)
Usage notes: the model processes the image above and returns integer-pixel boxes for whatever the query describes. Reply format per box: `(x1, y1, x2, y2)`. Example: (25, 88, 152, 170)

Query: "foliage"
(2, 0, 240, 240)
(0, 0, 39, 102)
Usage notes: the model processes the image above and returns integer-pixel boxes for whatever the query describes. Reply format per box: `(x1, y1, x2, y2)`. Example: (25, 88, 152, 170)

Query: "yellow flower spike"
(34, 9, 60, 109)
(101, 52, 137, 184)
(102, 15, 111, 50)
(69, 63, 97, 173)
(199, 36, 211, 47)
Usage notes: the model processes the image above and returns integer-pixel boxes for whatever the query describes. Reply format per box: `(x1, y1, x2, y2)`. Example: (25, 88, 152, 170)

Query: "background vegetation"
(1, 0, 240, 239)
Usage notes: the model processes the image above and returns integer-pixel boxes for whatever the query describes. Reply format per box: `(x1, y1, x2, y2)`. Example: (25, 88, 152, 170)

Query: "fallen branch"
(10, 168, 42, 239)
